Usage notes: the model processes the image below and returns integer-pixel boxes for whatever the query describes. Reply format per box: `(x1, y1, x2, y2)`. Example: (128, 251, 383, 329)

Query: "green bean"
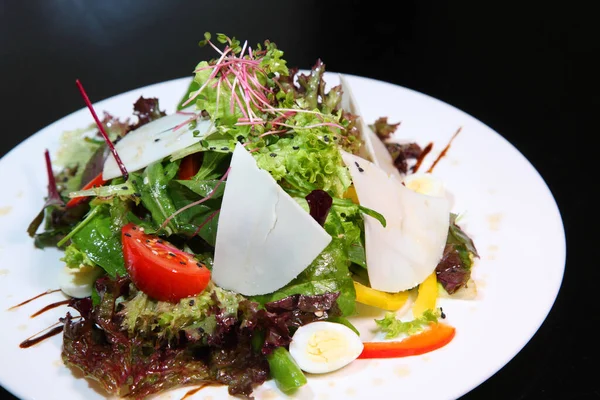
(267, 347, 307, 394)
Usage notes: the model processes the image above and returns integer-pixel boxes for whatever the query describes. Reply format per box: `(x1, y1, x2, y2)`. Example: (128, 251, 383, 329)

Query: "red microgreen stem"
(75, 79, 128, 181)
(222, 78, 249, 119)
(192, 209, 221, 237)
(173, 113, 201, 132)
(259, 129, 289, 138)
(43, 149, 65, 207)
(272, 121, 344, 130)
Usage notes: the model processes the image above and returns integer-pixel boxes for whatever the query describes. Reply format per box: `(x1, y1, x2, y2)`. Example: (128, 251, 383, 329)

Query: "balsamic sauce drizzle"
(19, 322, 64, 349)
(412, 142, 433, 173)
(10, 288, 70, 348)
(426, 126, 462, 173)
(7, 289, 60, 310)
(181, 383, 213, 399)
(30, 299, 70, 318)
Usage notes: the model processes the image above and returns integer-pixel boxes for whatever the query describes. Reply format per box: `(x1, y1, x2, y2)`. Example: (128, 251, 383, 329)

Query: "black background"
(0, 1, 596, 399)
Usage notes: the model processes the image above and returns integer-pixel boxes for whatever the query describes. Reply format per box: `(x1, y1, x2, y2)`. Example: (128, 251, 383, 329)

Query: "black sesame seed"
(237, 135, 244, 143)
(270, 153, 277, 157)
(333, 136, 338, 140)
(124, 233, 132, 237)
(145, 239, 150, 243)
(324, 135, 330, 142)
(196, 262, 203, 268)
(189, 299, 195, 306)
(440, 307, 446, 319)
(354, 161, 360, 168)
(157, 239, 163, 244)
(358, 167, 364, 173)
(340, 213, 347, 218)
(132, 226, 137, 230)
(154, 138, 160, 142)
(293, 146, 299, 150)
(221, 146, 229, 151)
(121, 186, 128, 190)
(134, 193, 142, 197)
(209, 147, 216, 150)
(168, 252, 176, 257)
(179, 261, 186, 265)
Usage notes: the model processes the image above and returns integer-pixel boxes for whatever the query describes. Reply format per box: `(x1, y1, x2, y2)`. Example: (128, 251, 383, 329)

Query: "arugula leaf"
(167, 181, 221, 245)
(70, 210, 126, 278)
(175, 179, 226, 199)
(192, 151, 231, 181)
(132, 161, 181, 235)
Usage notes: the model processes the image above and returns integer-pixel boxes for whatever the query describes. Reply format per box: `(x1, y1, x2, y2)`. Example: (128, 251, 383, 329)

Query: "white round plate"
(0, 74, 566, 400)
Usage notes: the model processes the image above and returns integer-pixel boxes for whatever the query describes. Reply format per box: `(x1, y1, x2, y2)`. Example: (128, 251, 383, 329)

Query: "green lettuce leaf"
(61, 243, 95, 269)
(375, 309, 441, 339)
(251, 238, 356, 316)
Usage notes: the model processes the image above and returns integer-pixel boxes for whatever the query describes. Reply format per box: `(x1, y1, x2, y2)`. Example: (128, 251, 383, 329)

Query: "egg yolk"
(306, 330, 350, 363)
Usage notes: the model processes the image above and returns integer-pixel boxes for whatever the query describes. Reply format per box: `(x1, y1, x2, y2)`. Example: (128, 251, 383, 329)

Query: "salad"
(27, 33, 479, 399)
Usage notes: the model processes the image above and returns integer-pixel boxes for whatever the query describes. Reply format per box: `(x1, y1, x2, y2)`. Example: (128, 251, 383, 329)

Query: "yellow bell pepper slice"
(412, 272, 438, 317)
(344, 185, 360, 204)
(354, 281, 409, 311)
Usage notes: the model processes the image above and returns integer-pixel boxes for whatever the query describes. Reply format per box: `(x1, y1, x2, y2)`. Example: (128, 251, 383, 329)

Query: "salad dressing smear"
(21, 33, 479, 399)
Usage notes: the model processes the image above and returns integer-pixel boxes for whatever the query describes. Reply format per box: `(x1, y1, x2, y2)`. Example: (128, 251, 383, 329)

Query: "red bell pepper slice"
(65, 172, 106, 208)
(358, 323, 456, 359)
(177, 153, 202, 180)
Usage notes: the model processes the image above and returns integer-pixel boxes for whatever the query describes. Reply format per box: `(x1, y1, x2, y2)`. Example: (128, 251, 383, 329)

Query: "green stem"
(57, 205, 103, 247)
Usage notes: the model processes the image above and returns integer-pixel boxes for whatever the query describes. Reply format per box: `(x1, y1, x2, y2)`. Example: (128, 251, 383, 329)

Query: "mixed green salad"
(28, 34, 478, 399)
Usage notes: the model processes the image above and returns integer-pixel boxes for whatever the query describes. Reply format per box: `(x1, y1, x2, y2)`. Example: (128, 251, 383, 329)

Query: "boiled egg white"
(289, 321, 363, 374)
(58, 264, 103, 298)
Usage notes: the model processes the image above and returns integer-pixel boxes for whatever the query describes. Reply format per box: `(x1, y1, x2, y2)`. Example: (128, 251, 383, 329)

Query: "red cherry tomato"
(121, 223, 210, 302)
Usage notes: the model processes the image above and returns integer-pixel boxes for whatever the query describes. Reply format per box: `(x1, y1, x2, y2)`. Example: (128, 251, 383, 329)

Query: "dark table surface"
(0, 1, 596, 399)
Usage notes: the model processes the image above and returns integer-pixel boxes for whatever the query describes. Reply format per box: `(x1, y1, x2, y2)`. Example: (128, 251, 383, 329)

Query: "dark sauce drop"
(19, 325, 63, 349)
(30, 299, 70, 318)
(412, 142, 433, 173)
(426, 127, 462, 173)
(8, 289, 60, 310)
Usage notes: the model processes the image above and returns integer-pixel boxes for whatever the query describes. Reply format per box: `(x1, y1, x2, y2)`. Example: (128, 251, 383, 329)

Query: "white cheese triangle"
(341, 151, 450, 292)
(103, 108, 215, 180)
(339, 74, 402, 182)
(212, 143, 332, 296)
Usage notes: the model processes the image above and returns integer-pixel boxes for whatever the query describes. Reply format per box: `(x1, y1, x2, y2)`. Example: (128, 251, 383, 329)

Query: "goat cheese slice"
(103, 108, 215, 180)
(341, 151, 450, 292)
(339, 74, 403, 181)
(212, 143, 332, 296)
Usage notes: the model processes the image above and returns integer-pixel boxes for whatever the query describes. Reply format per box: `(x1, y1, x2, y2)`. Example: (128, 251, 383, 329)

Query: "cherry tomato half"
(121, 223, 210, 302)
